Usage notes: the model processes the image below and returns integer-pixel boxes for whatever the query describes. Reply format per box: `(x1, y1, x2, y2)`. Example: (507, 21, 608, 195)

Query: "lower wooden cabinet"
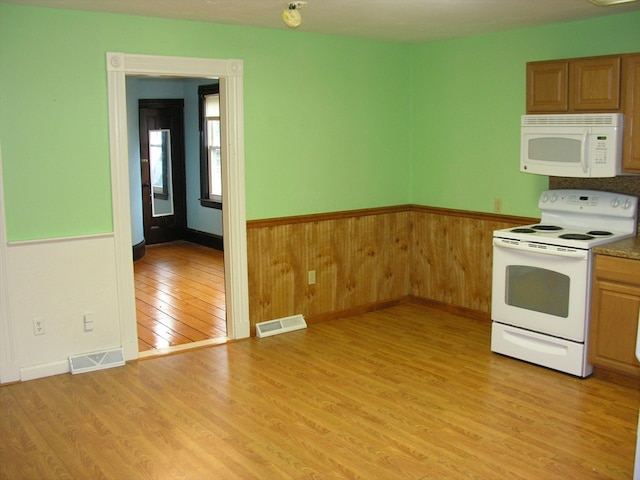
(589, 254, 640, 381)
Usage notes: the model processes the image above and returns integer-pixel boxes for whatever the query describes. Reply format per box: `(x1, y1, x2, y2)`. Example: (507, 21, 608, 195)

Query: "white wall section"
(7, 235, 121, 381)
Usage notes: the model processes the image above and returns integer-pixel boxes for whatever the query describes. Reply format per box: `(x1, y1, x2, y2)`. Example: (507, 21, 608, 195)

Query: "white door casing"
(106, 52, 249, 360)
(0, 146, 19, 383)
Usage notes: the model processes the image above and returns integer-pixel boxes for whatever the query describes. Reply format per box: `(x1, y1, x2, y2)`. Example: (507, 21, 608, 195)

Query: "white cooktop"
(494, 189, 638, 249)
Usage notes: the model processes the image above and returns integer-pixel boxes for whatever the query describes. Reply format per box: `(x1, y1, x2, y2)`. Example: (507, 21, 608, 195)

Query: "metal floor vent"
(69, 348, 125, 374)
(256, 314, 307, 338)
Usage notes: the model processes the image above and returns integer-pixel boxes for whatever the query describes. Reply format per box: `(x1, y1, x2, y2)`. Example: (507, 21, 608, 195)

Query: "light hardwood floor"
(1, 303, 639, 479)
(134, 241, 226, 352)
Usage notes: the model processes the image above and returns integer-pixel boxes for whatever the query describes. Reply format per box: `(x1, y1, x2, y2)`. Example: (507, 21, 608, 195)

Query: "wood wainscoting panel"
(247, 208, 413, 328)
(247, 207, 536, 334)
(410, 207, 533, 315)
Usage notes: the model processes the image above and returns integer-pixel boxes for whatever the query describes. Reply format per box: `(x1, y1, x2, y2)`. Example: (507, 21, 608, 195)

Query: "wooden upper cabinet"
(526, 52, 639, 173)
(526, 55, 622, 113)
(623, 54, 640, 173)
(526, 61, 569, 112)
(570, 56, 621, 111)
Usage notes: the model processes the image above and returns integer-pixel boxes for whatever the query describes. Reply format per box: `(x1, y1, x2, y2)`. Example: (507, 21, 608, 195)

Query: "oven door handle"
(493, 238, 588, 259)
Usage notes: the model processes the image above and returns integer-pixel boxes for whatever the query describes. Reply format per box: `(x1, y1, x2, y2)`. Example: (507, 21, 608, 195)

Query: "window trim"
(198, 83, 222, 209)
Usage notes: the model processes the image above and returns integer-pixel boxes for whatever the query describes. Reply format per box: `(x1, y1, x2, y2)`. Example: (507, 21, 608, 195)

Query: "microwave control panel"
(594, 136, 609, 164)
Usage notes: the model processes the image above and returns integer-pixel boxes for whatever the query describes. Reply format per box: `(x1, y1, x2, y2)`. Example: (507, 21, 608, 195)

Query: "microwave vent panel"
(256, 314, 307, 338)
(522, 113, 622, 127)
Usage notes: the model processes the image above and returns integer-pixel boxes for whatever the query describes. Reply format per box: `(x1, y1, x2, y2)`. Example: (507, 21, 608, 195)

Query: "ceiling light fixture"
(587, 0, 638, 5)
(282, 1, 308, 29)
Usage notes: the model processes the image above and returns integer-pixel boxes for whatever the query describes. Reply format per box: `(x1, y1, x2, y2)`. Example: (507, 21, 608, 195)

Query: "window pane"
(209, 146, 221, 198)
(198, 85, 222, 207)
(149, 129, 169, 196)
(206, 118, 222, 199)
(207, 120, 221, 148)
(205, 94, 220, 117)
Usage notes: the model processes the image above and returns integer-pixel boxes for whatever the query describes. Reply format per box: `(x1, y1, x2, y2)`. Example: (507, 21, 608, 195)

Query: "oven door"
(491, 237, 591, 342)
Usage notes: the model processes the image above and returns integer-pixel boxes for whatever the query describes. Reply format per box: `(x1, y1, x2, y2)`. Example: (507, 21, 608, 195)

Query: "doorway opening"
(106, 52, 249, 362)
(133, 92, 226, 353)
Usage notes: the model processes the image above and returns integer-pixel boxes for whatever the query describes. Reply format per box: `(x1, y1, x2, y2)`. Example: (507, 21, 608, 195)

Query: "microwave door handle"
(581, 128, 589, 174)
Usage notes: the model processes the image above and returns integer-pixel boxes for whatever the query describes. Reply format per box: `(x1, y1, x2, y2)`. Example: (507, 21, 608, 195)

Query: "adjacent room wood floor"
(134, 241, 226, 352)
(2, 303, 638, 479)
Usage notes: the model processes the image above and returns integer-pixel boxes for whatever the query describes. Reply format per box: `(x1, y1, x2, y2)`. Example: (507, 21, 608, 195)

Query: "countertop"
(593, 236, 640, 260)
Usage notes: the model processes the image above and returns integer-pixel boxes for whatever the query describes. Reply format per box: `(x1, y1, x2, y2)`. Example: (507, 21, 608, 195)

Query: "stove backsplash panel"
(549, 176, 640, 231)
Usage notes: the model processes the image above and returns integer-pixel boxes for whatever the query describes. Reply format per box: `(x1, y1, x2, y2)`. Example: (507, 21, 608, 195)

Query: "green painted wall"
(409, 12, 640, 217)
(0, 4, 410, 241)
(0, 4, 639, 240)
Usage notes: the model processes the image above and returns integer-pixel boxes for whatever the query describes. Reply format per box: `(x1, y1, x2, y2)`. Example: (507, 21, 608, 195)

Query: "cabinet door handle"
(636, 306, 640, 362)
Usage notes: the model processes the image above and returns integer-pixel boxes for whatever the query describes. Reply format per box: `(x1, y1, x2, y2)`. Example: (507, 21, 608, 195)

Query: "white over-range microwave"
(520, 113, 623, 178)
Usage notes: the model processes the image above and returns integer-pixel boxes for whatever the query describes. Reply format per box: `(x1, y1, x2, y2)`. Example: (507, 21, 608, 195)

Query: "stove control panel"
(538, 189, 638, 219)
(610, 198, 634, 209)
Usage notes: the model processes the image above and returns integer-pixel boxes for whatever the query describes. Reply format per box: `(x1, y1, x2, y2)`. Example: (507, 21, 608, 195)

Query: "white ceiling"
(2, 0, 640, 43)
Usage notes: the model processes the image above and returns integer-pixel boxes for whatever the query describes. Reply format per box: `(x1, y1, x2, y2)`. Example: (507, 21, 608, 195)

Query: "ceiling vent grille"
(256, 314, 307, 338)
(69, 348, 125, 374)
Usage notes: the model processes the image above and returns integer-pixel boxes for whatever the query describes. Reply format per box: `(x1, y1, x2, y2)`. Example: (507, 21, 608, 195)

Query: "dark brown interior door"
(139, 99, 186, 245)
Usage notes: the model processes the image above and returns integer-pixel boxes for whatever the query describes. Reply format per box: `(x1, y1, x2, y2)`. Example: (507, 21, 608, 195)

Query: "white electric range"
(491, 189, 638, 377)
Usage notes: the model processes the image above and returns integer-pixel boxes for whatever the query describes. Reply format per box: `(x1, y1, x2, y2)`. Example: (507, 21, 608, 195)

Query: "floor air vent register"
(69, 348, 125, 374)
(67, 316, 307, 373)
(256, 314, 307, 338)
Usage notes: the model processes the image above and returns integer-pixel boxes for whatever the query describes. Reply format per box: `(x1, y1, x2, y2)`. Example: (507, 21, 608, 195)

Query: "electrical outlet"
(494, 198, 502, 213)
(308, 270, 316, 285)
(33, 318, 45, 336)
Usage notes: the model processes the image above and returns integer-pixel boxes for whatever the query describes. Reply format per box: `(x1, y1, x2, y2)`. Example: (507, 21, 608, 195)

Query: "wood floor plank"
(134, 241, 226, 351)
(136, 296, 225, 338)
(136, 288, 225, 325)
(136, 302, 213, 343)
(2, 303, 638, 479)
(135, 312, 194, 347)
(0, 388, 73, 479)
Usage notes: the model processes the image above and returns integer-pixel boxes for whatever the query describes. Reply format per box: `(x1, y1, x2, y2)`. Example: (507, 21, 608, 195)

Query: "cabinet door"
(590, 278, 640, 377)
(623, 54, 640, 173)
(590, 255, 640, 379)
(526, 61, 568, 112)
(570, 56, 621, 111)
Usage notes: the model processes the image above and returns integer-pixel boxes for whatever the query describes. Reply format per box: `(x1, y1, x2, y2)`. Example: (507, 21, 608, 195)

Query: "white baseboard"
(20, 360, 69, 381)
